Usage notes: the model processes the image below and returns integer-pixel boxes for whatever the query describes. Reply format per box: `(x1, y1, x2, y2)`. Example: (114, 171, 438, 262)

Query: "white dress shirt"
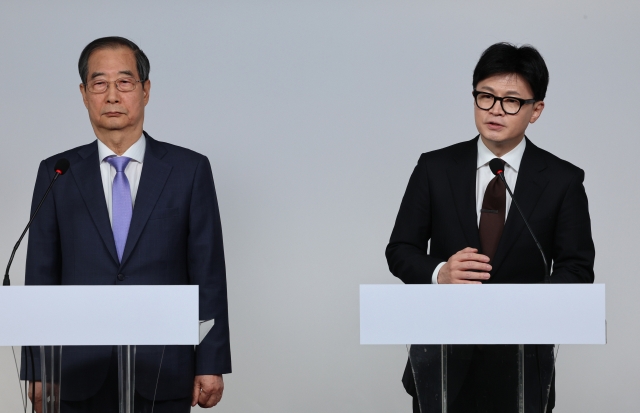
(97, 135, 146, 225)
(431, 137, 526, 283)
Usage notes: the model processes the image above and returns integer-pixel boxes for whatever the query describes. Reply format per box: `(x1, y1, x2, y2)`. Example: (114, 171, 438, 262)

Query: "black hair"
(78, 36, 150, 85)
(472, 42, 549, 101)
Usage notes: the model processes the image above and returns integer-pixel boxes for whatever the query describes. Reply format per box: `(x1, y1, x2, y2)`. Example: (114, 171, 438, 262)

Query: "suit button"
(117, 274, 125, 281)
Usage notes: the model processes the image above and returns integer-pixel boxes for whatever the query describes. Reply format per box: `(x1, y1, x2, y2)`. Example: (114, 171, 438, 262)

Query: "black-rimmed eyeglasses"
(473, 90, 536, 115)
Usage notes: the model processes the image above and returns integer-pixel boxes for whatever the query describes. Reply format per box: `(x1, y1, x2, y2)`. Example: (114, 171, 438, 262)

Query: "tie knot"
(106, 156, 132, 172)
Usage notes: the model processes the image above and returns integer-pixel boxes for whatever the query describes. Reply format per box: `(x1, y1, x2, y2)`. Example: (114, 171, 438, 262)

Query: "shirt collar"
(97, 134, 146, 163)
(476, 136, 526, 173)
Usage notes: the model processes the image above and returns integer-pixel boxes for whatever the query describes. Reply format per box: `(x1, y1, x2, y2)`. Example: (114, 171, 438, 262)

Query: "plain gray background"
(1, 1, 638, 411)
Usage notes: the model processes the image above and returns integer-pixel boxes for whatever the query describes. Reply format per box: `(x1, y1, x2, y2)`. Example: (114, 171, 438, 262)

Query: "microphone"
(489, 158, 550, 283)
(2, 158, 70, 286)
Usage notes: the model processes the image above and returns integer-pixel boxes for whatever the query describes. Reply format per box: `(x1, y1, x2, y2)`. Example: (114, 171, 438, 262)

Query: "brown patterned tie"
(479, 160, 506, 262)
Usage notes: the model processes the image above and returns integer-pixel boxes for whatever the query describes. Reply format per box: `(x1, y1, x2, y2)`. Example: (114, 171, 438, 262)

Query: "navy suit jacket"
(385, 136, 595, 410)
(22, 132, 231, 401)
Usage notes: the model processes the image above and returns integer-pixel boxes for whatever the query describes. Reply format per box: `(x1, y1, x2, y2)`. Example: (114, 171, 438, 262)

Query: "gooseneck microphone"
(489, 158, 550, 283)
(2, 158, 70, 286)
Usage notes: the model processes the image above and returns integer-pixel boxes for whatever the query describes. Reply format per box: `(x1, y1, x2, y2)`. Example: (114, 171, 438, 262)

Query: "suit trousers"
(60, 347, 191, 413)
(411, 398, 554, 413)
(411, 396, 554, 413)
(407, 345, 554, 413)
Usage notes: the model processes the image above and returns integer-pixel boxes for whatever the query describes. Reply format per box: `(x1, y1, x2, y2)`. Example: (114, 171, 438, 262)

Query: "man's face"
(79, 47, 150, 137)
(473, 73, 544, 152)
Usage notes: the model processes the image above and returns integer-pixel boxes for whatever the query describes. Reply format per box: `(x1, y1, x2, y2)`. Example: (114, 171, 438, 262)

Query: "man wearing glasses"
(386, 43, 595, 412)
(22, 37, 230, 412)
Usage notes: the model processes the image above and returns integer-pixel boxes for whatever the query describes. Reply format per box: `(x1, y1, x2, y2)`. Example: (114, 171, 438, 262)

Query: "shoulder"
(40, 141, 97, 171)
(144, 133, 214, 179)
(416, 137, 477, 169)
(146, 135, 208, 164)
(526, 139, 585, 181)
(144, 134, 215, 184)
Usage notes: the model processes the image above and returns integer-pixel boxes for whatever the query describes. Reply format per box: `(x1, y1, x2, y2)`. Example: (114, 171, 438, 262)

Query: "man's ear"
(529, 101, 545, 124)
(143, 79, 151, 106)
(79, 83, 89, 109)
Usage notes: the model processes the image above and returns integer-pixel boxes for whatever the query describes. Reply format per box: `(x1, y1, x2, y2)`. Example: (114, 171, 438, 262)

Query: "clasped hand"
(437, 247, 492, 284)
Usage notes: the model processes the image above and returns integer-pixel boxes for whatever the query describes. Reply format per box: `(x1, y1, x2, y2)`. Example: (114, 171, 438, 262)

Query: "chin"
(480, 130, 508, 144)
(482, 135, 523, 150)
(99, 121, 128, 131)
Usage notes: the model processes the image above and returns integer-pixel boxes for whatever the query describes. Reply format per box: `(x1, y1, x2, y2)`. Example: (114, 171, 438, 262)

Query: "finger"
(198, 391, 207, 407)
(458, 247, 478, 254)
(29, 382, 40, 402)
(191, 382, 201, 407)
(451, 261, 493, 272)
(198, 386, 210, 406)
(451, 271, 490, 280)
(457, 261, 492, 271)
(451, 260, 491, 272)
(200, 390, 221, 408)
(457, 252, 491, 263)
(464, 272, 491, 280)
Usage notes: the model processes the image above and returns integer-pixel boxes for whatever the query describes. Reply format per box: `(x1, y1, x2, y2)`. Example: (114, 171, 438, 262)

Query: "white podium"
(0, 285, 206, 413)
(360, 284, 606, 413)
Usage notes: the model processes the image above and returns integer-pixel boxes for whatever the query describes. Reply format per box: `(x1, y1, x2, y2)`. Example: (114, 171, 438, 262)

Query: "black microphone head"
(489, 158, 505, 176)
(54, 158, 70, 175)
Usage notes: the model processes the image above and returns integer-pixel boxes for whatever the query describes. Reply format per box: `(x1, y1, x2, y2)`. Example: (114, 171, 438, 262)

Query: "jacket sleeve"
(549, 168, 595, 283)
(386, 155, 444, 284)
(188, 156, 232, 375)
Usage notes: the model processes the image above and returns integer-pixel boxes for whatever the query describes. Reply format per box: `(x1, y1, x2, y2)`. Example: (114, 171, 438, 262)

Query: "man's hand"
(437, 247, 491, 284)
(28, 381, 43, 413)
(192, 374, 224, 408)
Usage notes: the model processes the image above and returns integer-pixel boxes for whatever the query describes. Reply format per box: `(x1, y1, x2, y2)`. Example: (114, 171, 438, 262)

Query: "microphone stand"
(3, 172, 61, 286)
(496, 172, 551, 283)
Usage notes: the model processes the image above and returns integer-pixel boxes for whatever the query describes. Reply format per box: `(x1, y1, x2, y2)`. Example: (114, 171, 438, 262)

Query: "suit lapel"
(120, 134, 172, 268)
(448, 137, 481, 249)
(491, 139, 549, 277)
(71, 142, 119, 265)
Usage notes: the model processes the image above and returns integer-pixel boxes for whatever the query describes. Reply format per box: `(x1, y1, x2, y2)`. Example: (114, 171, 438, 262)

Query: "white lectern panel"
(360, 284, 605, 345)
(0, 286, 199, 346)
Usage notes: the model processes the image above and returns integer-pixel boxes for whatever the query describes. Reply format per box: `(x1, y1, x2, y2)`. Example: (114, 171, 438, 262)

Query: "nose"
(488, 98, 505, 116)
(106, 81, 120, 104)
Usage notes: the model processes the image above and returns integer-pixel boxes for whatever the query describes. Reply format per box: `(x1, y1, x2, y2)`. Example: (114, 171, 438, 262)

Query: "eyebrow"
(478, 85, 522, 96)
(90, 70, 136, 80)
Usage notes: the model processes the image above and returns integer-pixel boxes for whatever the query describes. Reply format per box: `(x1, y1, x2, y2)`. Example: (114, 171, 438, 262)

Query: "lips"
(486, 121, 504, 130)
(102, 106, 126, 115)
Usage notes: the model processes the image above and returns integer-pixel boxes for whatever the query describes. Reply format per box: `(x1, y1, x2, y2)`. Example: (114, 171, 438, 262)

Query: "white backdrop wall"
(1, 1, 638, 411)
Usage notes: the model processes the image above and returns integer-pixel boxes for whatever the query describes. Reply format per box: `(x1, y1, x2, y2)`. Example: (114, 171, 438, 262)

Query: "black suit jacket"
(386, 136, 595, 284)
(21, 132, 231, 401)
(385, 136, 595, 409)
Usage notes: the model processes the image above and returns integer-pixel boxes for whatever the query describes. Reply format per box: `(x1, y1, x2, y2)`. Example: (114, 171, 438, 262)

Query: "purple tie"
(107, 156, 132, 262)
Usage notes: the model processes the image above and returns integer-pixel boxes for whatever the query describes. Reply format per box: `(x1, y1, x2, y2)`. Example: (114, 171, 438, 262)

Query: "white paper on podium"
(0, 285, 199, 346)
(360, 284, 606, 345)
(199, 319, 215, 344)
